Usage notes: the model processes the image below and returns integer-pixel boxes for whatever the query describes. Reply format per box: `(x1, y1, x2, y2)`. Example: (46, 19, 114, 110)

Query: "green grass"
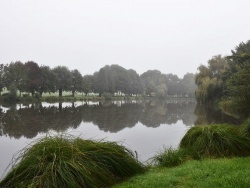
(151, 148, 190, 168)
(0, 136, 145, 188)
(114, 157, 250, 188)
(180, 124, 250, 157)
(242, 118, 250, 137)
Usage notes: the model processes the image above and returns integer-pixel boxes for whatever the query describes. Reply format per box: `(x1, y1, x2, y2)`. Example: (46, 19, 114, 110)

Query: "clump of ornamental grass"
(0, 136, 145, 188)
(180, 124, 250, 158)
(151, 148, 188, 168)
(241, 118, 250, 137)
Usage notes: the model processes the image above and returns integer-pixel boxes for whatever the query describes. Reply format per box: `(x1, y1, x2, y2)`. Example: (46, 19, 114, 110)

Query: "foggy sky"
(0, 0, 250, 78)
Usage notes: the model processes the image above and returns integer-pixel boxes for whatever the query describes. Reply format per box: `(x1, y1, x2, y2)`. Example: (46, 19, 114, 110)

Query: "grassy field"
(114, 157, 250, 188)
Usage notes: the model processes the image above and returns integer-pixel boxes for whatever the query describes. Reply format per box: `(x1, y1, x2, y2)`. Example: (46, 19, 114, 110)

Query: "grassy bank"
(115, 122, 250, 187)
(2, 122, 250, 187)
(114, 157, 250, 188)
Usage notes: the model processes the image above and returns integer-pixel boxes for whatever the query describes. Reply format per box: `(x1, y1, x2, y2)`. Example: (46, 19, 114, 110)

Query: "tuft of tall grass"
(180, 124, 250, 158)
(241, 118, 250, 137)
(0, 136, 145, 188)
(151, 148, 188, 167)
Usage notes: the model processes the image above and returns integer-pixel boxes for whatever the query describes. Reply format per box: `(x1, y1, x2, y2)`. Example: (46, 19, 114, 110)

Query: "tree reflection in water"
(0, 99, 240, 139)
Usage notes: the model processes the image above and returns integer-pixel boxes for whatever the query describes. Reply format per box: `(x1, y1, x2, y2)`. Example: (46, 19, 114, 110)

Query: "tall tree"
(195, 55, 228, 103)
(53, 66, 72, 97)
(111, 65, 131, 95)
(4, 61, 26, 96)
(140, 70, 166, 96)
(24, 61, 41, 96)
(165, 74, 180, 97)
(182, 73, 197, 97)
(39, 66, 56, 96)
(93, 67, 109, 96)
(224, 52, 250, 116)
(71, 69, 83, 97)
(82, 75, 93, 96)
(127, 69, 143, 96)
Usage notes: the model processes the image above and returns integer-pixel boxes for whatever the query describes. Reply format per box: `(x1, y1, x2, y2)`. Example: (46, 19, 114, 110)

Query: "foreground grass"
(0, 136, 145, 188)
(180, 124, 250, 157)
(114, 157, 250, 188)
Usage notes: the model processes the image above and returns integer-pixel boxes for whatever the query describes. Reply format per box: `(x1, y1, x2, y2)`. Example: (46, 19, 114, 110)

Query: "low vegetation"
(241, 118, 250, 137)
(180, 124, 250, 157)
(115, 122, 250, 187)
(0, 136, 145, 188)
(2, 122, 250, 187)
(114, 157, 250, 188)
(151, 148, 189, 168)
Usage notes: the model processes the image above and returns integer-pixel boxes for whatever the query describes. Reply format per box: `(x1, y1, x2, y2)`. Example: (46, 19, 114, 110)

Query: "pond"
(0, 99, 240, 178)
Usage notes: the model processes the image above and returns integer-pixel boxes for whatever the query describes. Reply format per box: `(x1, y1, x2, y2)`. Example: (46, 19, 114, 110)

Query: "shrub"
(0, 136, 145, 188)
(152, 148, 188, 167)
(180, 124, 250, 157)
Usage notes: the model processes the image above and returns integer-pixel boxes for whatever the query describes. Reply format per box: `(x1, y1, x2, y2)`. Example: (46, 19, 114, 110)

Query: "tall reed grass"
(151, 148, 188, 167)
(0, 136, 145, 188)
(180, 124, 250, 157)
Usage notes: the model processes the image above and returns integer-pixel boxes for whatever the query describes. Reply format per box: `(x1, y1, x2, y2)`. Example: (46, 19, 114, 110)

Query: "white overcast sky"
(0, 0, 250, 78)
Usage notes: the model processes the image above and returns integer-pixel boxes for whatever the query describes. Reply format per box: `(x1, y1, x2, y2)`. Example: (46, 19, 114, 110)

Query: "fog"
(0, 0, 250, 77)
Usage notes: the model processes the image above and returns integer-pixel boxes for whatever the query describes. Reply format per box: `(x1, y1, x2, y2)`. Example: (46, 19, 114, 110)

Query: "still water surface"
(0, 99, 240, 178)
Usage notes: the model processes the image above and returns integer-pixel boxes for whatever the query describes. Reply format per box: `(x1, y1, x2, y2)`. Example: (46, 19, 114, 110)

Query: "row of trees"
(93, 65, 196, 98)
(0, 62, 85, 97)
(0, 62, 196, 98)
(195, 40, 250, 116)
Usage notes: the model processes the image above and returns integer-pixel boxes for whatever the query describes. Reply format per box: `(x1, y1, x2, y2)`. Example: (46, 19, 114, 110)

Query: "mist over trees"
(195, 40, 250, 117)
(0, 62, 196, 99)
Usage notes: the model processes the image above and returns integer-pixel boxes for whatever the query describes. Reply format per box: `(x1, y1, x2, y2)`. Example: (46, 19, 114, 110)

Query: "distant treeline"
(195, 40, 250, 117)
(0, 62, 196, 99)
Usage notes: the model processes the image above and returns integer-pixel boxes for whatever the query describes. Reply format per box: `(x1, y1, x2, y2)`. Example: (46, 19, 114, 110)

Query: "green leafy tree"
(71, 69, 83, 97)
(3, 61, 26, 96)
(24, 61, 41, 96)
(181, 73, 197, 97)
(39, 66, 56, 96)
(127, 69, 143, 96)
(93, 67, 109, 96)
(223, 53, 250, 116)
(165, 74, 181, 97)
(110, 65, 130, 95)
(141, 70, 166, 97)
(53, 66, 72, 97)
(82, 75, 94, 96)
(195, 55, 228, 103)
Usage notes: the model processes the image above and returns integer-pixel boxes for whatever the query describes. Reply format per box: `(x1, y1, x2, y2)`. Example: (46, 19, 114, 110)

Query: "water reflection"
(0, 99, 242, 178)
(0, 100, 198, 139)
(194, 104, 241, 125)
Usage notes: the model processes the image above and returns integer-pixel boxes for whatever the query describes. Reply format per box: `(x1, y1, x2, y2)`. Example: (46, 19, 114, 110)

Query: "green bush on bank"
(180, 124, 250, 158)
(152, 124, 250, 169)
(0, 136, 145, 188)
